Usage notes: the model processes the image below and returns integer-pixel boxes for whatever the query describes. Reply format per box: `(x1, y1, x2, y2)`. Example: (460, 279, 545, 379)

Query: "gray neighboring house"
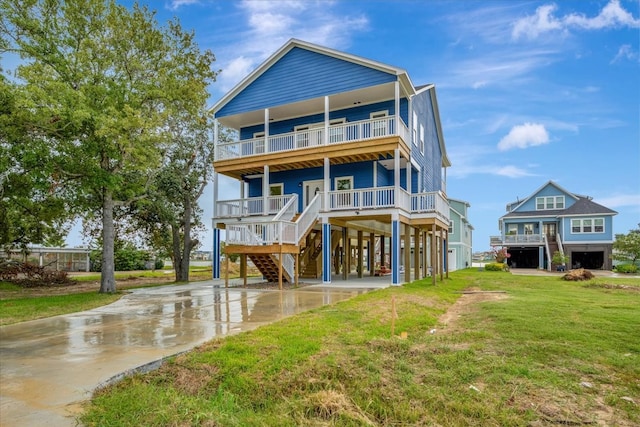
(491, 181, 617, 270)
(447, 198, 473, 271)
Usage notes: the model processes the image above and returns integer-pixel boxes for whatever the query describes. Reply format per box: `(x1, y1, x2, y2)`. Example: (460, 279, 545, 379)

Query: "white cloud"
(166, 0, 200, 11)
(214, 0, 369, 94)
(494, 165, 536, 178)
(611, 44, 639, 63)
(447, 144, 537, 179)
(595, 193, 640, 208)
(497, 123, 550, 151)
(512, 0, 640, 40)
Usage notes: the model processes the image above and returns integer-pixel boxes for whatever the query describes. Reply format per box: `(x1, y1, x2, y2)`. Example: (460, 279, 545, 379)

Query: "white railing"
(328, 186, 395, 210)
(272, 194, 298, 222)
(295, 194, 321, 242)
(411, 191, 450, 222)
(490, 234, 546, 245)
(226, 220, 297, 245)
(273, 253, 295, 280)
(216, 116, 409, 160)
(215, 194, 296, 218)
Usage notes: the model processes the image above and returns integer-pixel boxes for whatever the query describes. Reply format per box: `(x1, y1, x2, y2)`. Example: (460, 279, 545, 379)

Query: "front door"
(304, 180, 324, 207)
(543, 223, 556, 239)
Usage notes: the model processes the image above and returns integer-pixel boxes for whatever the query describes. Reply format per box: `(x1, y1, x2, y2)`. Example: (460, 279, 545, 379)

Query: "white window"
(268, 183, 284, 212)
(448, 220, 454, 235)
(536, 196, 565, 210)
(571, 218, 605, 234)
(371, 111, 388, 137)
(269, 183, 283, 196)
(507, 224, 518, 235)
(524, 223, 534, 235)
(412, 112, 418, 144)
(334, 176, 353, 208)
(420, 124, 425, 154)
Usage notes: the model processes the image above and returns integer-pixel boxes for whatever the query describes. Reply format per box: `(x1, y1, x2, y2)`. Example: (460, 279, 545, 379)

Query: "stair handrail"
(556, 233, 565, 256)
(273, 253, 295, 280)
(295, 193, 321, 243)
(544, 234, 552, 271)
(272, 194, 298, 222)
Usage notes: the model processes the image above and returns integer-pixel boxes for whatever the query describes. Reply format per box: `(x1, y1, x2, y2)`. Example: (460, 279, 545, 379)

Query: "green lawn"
(80, 270, 640, 426)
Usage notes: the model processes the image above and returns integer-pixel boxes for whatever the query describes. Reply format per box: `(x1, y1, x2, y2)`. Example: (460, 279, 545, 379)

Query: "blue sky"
(81, 0, 640, 251)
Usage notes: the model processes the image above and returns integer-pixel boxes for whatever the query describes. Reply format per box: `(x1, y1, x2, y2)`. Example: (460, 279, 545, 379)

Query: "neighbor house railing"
(216, 116, 409, 160)
(490, 234, 546, 245)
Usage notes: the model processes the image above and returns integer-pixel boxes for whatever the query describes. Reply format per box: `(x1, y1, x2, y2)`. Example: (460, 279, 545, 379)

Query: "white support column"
(264, 108, 270, 153)
(324, 157, 330, 210)
(406, 160, 412, 195)
(394, 81, 400, 132)
(213, 171, 219, 222)
(394, 148, 400, 207)
(240, 178, 245, 199)
(373, 160, 377, 188)
(324, 96, 329, 145)
(263, 165, 269, 215)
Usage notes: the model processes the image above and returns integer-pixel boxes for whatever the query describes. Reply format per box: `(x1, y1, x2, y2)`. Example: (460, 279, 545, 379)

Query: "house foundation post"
(391, 214, 401, 285)
(322, 220, 332, 284)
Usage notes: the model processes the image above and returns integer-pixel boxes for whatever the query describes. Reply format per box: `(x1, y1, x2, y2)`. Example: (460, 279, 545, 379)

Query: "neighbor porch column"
(324, 96, 329, 145)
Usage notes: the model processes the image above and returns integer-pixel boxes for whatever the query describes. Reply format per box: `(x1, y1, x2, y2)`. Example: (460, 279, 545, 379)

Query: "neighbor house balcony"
(490, 234, 546, 246)
(215, 188, 449, 225)
(214, 116, 410, 179)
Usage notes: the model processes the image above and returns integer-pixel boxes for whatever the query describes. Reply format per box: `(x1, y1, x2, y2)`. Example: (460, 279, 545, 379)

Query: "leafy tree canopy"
(1, 0, 217, 292)
(613, 224, 640, 265)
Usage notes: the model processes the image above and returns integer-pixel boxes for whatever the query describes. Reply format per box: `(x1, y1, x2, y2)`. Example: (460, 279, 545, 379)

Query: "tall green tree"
(613, 224, 640, 265)
(1, 0, 216, 292)
(0, 72, 71, 250)
(129, 111, 216, 282)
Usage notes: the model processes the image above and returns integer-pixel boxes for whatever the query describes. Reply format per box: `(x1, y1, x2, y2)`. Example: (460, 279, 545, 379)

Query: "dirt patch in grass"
(437, 288, 508, 332)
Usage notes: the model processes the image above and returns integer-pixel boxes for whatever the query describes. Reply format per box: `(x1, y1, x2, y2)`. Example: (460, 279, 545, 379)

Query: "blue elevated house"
(491, 181, 617, 270)
(211, 39, 451, 286)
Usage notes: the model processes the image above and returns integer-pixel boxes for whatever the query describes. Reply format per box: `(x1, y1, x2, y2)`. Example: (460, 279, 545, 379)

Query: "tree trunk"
(172, 224, 187, 282)
(180, 196, 193, 282)
(100, 188, 116, 293)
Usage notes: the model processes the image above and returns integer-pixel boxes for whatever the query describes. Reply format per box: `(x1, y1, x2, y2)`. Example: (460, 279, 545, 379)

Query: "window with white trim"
(334, 176, 353, 208)
(524, 223, 534, 235)
(412, 112, 418, 145)
(419, 124, 425, 154)
(536, 196, 565, 210)
(507, 224, 518, 235)
(571, 218, 605, 233)
(448, 220, 454, 235)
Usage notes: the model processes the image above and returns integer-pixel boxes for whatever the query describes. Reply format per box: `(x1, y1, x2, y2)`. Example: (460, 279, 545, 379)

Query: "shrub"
(0, 260, 74, 287)
(90, 243, 153, 272)
(614, 264, 638, 274)
(154, 258, 165, 269)
(484, 262, 507, 271)
(562, 268, 594, 281)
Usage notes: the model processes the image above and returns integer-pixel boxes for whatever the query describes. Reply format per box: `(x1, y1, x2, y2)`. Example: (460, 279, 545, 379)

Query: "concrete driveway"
(0, 278, 389, 427)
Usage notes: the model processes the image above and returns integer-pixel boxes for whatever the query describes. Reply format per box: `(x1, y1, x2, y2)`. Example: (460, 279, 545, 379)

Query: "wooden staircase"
(547, 238, 560, 270)
(300, 230, 342, 278)
(248, 254, 292, 283)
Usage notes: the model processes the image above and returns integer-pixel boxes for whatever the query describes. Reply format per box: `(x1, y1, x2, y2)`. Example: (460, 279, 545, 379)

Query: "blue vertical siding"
(218, 47, 397, 118)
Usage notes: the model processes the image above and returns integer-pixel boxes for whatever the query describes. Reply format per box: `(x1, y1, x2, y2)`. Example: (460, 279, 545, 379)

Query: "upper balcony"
(214, 116, 410, 179)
